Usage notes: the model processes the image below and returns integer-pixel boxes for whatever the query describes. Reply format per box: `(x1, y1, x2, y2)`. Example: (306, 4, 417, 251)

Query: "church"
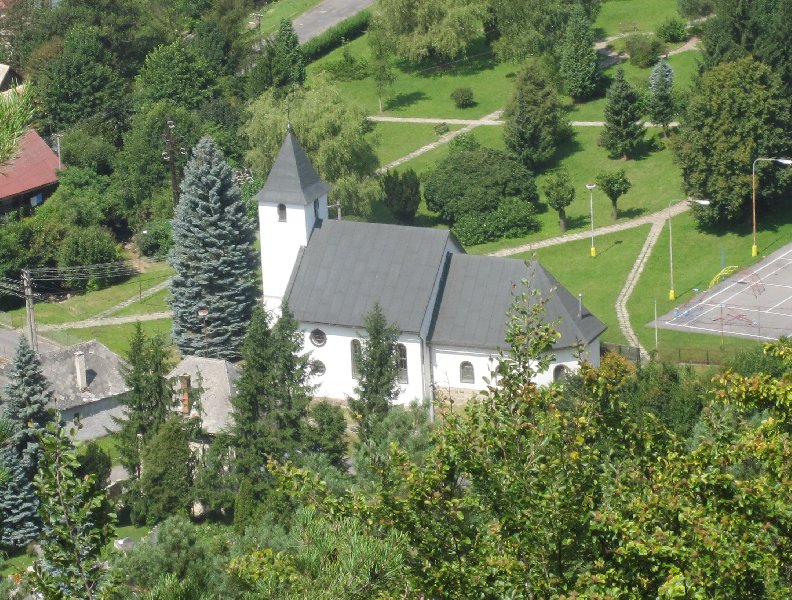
(254, 131, 606, 404)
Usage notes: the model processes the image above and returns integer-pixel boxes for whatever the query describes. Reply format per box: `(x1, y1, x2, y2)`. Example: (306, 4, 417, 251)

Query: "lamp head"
(774, 158, 792, 166)
(585, 183, 596, 190)
(694, 199, 711, 206)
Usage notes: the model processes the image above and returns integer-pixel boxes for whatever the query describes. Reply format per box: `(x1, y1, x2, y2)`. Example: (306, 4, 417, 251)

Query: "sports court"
(655, 244, 792, 341)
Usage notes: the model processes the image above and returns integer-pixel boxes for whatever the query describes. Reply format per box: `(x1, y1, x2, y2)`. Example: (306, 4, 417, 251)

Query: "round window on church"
(310, 329, 327, 347)
(311, 360, 326, 376)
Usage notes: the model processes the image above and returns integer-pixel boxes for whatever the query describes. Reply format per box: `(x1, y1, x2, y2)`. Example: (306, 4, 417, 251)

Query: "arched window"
(459, 361, 475, 384)
(310, 360, 326, 376)
(277, 203, 287, 222)
(351, 339, 361, 379)
(310, 329, 326, 347)
(397, 343, 408, 383)
(553, 364, 570, 383)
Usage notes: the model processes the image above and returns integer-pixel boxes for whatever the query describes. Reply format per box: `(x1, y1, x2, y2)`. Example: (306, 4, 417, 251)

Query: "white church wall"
(258, 194, 328, 312)
(300, 323, 425, 405)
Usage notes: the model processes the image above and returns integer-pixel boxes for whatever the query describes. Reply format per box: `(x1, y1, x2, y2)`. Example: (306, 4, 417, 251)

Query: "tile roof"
(253, 130, 330, 206)
(429, 254, 607, 350)
(286, 220, 461, 332)
(0, 130, 59, 200)
(168, 356, 240, 435)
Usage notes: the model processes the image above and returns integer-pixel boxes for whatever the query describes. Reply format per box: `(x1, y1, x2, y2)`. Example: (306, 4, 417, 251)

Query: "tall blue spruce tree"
(168, 137, 258, 359)
(0, 336, 54, 548)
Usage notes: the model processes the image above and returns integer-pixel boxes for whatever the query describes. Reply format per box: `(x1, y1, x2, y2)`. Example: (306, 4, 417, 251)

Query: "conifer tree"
(113, 322, 175, 479)
(349, 303, 400, 444)
(246, 18, 305, 99)
(648, 59, 675, 136)
(0, 448, 39, 548)
(559, 9, 600, 101)
(168, 137, 257, 360)
(504, 62, 569, 169)
(230, 305, 313, 489)
(601, 69, 645, 160)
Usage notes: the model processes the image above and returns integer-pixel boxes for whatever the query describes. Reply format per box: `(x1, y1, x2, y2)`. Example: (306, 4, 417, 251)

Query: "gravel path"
(37, 311, 173, 332)
(94, 278, 171, 319)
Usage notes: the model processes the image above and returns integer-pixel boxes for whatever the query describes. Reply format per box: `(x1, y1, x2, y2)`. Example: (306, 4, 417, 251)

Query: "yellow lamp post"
(752, 157, 792, 257)
(586, 183, 596, 257)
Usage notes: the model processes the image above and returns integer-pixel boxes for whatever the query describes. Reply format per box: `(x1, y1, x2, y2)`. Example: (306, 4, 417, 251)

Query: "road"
(294, 0, 374, 43)
(0, 327, 59, 362)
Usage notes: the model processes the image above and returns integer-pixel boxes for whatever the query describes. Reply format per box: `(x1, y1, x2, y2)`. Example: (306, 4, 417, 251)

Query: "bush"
(58, 226, 120, 290)
(137, 220, 173, 257)
(452, 198, 538, 246)
(382, 169, 421, 224)
(301, 10, 371, 63)
(451, 86, 474, 108)
(320, 44, 369, 81)
(625, 34, 664, 68)
(656, 17, 687, 43)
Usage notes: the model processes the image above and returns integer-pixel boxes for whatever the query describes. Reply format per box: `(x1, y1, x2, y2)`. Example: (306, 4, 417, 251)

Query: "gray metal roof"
(428, 255, 607, 350)
(0, 340, 129, 411)
(168, 356, 240, 435)
(253, 131, 330, 206)
(285, 220, 462, 332)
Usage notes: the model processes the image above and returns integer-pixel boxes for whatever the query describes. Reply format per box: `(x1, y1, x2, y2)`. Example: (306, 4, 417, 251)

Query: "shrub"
(452, 198, 538, 246)
(382, 169, 421, 224)
(320, 44, 369, 81)
(656, 17, 687, 43)
(434, 122, 449, 135)
(137, 220, 173, 257)
(625, 34, 664, 68)
(58, 226, 120, 290)
(301, 10, 371, 63)
(451, 87, 474, 108)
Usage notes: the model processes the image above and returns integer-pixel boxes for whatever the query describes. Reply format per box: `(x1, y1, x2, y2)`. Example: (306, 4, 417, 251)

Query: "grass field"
(112, 287, 171, 318)
(512, 225, 653, 346)
(365, 122, 464, 168)
(3, 262, 173, 327)
(593, 0, 681, 38)
(44, 318, 173, 358)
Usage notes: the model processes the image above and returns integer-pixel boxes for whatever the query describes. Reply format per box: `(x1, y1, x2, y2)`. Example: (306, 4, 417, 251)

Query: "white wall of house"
(300, 323, 426, 404)
(258, 193, 328, 313)
(59, 396, 125, 441)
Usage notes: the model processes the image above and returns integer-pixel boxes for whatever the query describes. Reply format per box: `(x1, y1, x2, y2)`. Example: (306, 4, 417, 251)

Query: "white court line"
(667, 321, 777, 340)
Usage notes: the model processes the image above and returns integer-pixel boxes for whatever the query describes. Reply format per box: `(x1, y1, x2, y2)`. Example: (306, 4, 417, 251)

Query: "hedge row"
(301, 9, 372, 63)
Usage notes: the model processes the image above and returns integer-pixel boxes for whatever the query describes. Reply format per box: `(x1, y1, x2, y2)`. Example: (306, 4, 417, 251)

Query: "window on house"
(314, 198, 319, 220)
(277, 203, 287, 222)
(397, 343, 408, 383)
(351, 339, 361, 379)
(311, 360, 326, 376)
(553, 364, 570, 383)
(460, 361, 475, 384)
(310, 328, 326, 347)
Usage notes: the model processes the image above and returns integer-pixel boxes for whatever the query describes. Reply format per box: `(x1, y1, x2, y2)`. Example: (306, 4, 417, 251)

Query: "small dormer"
(255, 129, 331, 313)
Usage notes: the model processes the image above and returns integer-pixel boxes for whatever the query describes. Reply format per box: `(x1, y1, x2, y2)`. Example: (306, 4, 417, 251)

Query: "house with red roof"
(0, 129, 60, 215)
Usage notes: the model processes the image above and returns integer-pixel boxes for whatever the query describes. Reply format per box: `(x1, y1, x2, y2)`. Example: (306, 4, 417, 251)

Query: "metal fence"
(601, 342, 739, 367)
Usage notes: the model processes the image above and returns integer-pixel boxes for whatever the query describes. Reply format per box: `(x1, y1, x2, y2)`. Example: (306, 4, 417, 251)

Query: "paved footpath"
(293, 0, 374, 43)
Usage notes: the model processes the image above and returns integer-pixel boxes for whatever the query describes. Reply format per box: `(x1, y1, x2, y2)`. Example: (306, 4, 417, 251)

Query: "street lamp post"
(752, 157, 792, 257)
(668, 198, 710, 301)
(586, 183, 597, 257)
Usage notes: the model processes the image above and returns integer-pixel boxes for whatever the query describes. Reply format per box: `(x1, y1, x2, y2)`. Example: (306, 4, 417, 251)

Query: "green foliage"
(542, 168, 576, 232)
(190, 16, 234, 76)
(234, 477, 257, 534)
(625, 33, 664, 68)
(112, 322, 175, 479)
(244, 75, 379, 218)
(382, 168, 420, 223)
(60, 125, 117, 175)
(452, 197, 538, 245)
(648, 58, 675, 135)
(300, 10, 371, 63)
(29, 423, 115, 599)
(36, 168, 120, 232)
(504, 61, 570, 169)
(58, 226, 120, 290)
(76, 440, 112, 494)
(168, 137, 258, 359)
(450, 86, 474, 108)
(0, 448, 39, 548)
(245, 19, 305, 99)
(448, 132, 480, 154)
(304, 402, 348, 470)
(423, 147, 539, 224)
(319, 44, 369, 82)
(368, 21, 396, 113)
(134, 41, 218, 111)
(674, 56, 791, 225)
(677, 0, 714, 18)
(0, 87, 32, 166)
(601, 69, 645, 159)
(656, 16, 687, 43)
(136, 418, 195, 524)
(595, 168, 632, 219)
(137, 219, 173, 258)
(348, 303, 400, 445)
(559, 8, 600, 100)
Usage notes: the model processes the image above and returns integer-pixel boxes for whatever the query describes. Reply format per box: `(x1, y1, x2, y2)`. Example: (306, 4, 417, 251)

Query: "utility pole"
(21, 268, 38, 353)
(53, 133, 63, 170)
(162, 119, 186, 205)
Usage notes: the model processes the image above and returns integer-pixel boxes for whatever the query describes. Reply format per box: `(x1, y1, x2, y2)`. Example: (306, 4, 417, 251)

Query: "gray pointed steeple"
(254, 131, 331, 206)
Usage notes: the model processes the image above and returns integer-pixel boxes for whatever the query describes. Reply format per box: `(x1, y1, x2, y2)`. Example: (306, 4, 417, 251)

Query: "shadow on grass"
(543, 135, 585, 170)
(395, 38, 499, 78)
(630, 135, 663, 161)
(414, 213, 445, 228)
(387, 91, 429, 112)
(596, 239, 624, 257)
(618, 206, 647, 220)
(564, 214, 590, 231)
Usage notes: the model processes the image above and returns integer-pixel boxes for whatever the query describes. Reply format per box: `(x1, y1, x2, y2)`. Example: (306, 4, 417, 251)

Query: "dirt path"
(37, 311, 173, 332)
(94, 278, 171, 320)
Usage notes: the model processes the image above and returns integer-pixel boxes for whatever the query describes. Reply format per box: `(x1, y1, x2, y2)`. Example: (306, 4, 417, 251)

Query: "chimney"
(180, 374, 191, 416)
(74, 351, 87, 391)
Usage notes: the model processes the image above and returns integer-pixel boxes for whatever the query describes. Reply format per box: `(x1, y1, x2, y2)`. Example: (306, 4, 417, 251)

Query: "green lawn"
(512, 225, 653, 346)
(4, 262, 173, 327)
(308, 35, 520, 119)
(628, 206, 792, 359)
(112, 287, 171, 318)
(45, 318, 174, 358)
(255, 0, 324, 35)
(593, 0, 681, 38)
(366, 122, 463, 168)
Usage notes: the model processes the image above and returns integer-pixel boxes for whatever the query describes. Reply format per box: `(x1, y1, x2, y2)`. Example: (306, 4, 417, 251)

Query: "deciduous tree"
(543, 169, 576, 232)
(169, 137, 258, 359)
(0, 88, 32, 165)
(601, 69, 644, 159)
(135, 41, 217, 111)
(595, 168, 632, 219)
